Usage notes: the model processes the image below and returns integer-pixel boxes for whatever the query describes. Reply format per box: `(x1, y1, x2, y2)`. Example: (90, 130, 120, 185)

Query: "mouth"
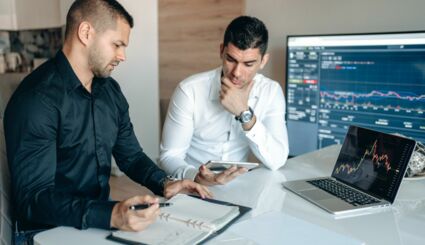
(109, 62, 119, 70)
(231, 78, 243, 86)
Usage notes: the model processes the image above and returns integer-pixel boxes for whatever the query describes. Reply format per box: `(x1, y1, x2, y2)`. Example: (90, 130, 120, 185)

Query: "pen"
(129, 203, 172, 210)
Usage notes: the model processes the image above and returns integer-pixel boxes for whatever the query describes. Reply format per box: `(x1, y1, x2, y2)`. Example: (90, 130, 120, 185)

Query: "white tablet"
(205, 160, 259, 172)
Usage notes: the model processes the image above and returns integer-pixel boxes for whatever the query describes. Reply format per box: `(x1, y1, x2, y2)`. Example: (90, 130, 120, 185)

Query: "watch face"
(241, 110, 253, 123)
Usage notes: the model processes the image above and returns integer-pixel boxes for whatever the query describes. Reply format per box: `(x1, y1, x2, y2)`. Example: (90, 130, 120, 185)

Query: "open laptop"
(283, 125, 416, 215)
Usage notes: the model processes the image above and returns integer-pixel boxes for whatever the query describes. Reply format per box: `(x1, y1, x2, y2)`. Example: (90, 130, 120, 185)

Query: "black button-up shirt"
(4, 51, 167, 231)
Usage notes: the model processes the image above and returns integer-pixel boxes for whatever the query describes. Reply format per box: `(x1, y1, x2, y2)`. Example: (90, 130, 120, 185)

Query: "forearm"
(244, 119, 289, 170)
(120, 152, 167, 196)
(16, 188, 117, 230)
(159, 150, 198, 180)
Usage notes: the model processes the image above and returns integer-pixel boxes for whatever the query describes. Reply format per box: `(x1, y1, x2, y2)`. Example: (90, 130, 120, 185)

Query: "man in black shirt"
(4, 0, 211, 243)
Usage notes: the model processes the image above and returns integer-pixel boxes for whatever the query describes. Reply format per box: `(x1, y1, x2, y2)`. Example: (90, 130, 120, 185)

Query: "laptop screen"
(331, 126, 416, 202)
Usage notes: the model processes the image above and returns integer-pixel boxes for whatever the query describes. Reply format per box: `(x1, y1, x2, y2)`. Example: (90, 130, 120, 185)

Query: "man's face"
(220, 42, 268, 89)
(88, 18, 130, 78)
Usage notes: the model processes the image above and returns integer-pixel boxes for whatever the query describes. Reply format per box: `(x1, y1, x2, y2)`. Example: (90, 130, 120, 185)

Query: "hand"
(110, 195, 160, 231)
(195, 164, 248, 186)
(163, 179, 213, 199)
(219, 76, 254, 116)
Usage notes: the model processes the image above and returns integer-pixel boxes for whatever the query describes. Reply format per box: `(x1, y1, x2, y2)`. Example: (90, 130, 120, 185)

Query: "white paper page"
(228, 211, 365, 245)
(112, 220, 210, 245)
(161, 194, 239, 230)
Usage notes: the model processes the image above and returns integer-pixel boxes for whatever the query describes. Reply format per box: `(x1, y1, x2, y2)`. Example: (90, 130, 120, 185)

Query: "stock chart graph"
(317, 51, 425, 147)
(286, 33, 425, 156)
(333, 140, 392, 176)
(331, 126, 415, 201)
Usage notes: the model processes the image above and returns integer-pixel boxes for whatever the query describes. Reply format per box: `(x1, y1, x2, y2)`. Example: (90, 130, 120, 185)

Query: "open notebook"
(107, 194, 250, 245)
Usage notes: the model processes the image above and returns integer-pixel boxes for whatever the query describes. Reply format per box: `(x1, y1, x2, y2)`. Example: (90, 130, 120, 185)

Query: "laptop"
(283, 125, 416, 215)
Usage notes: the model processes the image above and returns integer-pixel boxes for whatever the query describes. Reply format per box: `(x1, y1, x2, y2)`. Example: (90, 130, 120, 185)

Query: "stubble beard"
(88, 44, 112, 78)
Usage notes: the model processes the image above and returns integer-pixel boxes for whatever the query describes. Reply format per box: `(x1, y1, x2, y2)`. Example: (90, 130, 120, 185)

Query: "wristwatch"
(235, 107, 254, 124)
(161, 175, 178, 189)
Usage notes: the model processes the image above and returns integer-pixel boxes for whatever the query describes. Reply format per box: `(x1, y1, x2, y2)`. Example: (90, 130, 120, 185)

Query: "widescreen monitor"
(285, 32, 425, 156)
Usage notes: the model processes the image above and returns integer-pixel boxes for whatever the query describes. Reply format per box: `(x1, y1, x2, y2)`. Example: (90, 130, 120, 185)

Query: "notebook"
(283, 125, 416, 216)
(107, 194, 250, 245)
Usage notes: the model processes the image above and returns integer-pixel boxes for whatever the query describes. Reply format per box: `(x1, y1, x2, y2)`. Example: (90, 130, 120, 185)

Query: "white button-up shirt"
(159, 67, 289, 180)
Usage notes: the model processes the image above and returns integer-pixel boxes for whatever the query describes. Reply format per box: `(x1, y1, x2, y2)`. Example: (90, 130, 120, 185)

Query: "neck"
(62, 43, 93, 92)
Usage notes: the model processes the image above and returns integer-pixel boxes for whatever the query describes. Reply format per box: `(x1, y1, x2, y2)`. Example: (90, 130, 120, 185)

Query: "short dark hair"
(65, 0, 134, 39)
(223, 16, 269, 56)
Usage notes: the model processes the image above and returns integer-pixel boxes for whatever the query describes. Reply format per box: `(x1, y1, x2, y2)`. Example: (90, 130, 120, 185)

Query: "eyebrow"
(226, 53, 257, 64)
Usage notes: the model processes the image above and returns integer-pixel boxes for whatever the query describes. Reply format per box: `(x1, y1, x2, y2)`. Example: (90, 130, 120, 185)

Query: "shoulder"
(178, 68, 219, 92)
(253, 73, 283, 94)
(10, 60, 64, 107)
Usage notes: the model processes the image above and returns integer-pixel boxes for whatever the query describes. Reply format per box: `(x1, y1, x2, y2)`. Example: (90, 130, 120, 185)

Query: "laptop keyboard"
(307, 179, 380, 206)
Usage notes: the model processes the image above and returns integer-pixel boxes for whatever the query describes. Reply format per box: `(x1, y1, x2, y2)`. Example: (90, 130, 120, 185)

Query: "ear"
(260, 53, 270, 69)
(77, 21, 94, 46)
(219, 43, 224, 59)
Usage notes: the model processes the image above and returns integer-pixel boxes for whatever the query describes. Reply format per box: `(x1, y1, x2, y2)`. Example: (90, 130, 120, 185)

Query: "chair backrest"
(0, 77, 22, 245)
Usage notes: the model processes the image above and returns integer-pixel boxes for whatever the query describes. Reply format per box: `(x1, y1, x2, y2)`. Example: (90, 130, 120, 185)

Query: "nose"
(232, 63, 242, 78)
(117, 48, 126, 62)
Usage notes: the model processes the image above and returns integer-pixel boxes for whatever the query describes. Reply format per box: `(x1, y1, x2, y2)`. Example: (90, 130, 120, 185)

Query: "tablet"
(205, 160, 259, 172)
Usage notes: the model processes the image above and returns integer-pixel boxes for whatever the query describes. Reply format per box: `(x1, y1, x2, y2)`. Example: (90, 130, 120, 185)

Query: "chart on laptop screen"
(332, 127, 413, 200)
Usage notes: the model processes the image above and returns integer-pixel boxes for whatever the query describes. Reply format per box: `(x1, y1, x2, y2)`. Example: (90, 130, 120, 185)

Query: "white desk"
(34, 145, 425, 244)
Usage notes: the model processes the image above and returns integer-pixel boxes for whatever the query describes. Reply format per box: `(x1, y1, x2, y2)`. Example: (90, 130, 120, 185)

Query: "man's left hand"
(163, 179, 213, 199)
(220, 77, 254, 116)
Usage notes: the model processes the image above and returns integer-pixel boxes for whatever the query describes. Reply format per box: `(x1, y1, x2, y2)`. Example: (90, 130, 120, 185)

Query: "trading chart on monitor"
(286, 32, 425, 156)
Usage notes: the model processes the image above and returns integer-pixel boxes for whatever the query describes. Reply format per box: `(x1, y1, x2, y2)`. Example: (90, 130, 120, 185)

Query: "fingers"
(199, 165, 215, 179)
(181, 179, 213, 199)
(111, 195, 161, 232)
(215, 166, 247, 185)
(125, 195, 159, 207)
(126, 206, 159, 231)
(221, 76, 233, 88)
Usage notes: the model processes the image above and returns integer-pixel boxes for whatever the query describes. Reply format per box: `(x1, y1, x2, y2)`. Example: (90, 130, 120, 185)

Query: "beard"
(88, 44, 117, 78)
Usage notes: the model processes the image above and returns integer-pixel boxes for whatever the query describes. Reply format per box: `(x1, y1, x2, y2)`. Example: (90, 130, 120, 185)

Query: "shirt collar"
(208, 67, 222, 101)
(208, 67, 260, 101)
(54, 50, 107, 92)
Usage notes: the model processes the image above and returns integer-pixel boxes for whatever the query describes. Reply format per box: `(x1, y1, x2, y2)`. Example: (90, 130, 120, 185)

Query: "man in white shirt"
(159, 16, 289, 186)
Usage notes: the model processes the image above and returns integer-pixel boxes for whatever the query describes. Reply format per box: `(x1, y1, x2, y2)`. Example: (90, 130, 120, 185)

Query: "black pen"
(129, 203, 172, 210)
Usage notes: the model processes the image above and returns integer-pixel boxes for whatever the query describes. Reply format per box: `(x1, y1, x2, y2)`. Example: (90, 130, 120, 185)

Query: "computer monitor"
(285, 32, 425, 156)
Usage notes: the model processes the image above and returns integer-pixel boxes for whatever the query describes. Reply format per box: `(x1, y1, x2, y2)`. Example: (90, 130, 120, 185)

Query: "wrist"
(161, 175, 178, 195)
(235, 107, 254, 124)
(110, 203, 120, 229)
(242, 115, 256, 131)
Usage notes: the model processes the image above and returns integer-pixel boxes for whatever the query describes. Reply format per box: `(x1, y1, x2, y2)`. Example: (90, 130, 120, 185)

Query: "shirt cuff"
(184, 167, 199, 181)
(82, 200, 118, 230)
(244, 118, 263, 141)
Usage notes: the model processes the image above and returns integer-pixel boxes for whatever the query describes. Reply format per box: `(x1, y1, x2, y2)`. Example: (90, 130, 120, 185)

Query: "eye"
(225, 55, 236, 63)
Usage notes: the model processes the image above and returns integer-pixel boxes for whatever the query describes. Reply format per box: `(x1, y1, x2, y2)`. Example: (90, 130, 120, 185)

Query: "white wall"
(246, 0, 425, 85)
(115, 0, 160, 160)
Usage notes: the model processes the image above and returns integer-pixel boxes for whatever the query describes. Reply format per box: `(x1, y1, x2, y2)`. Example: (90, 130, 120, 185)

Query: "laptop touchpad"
(301, 189, 335, 201)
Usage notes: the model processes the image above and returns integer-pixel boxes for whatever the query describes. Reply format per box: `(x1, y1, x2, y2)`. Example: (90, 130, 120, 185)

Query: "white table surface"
(34, 144, 425, 245)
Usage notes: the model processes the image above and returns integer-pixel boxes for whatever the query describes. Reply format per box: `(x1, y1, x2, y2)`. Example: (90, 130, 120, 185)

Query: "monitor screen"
(285, 32, 425, 156)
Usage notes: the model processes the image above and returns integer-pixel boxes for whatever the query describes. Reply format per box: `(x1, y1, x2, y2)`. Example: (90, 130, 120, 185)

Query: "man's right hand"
(110, 195, 160, 231)
(194, 164, 247, 186)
